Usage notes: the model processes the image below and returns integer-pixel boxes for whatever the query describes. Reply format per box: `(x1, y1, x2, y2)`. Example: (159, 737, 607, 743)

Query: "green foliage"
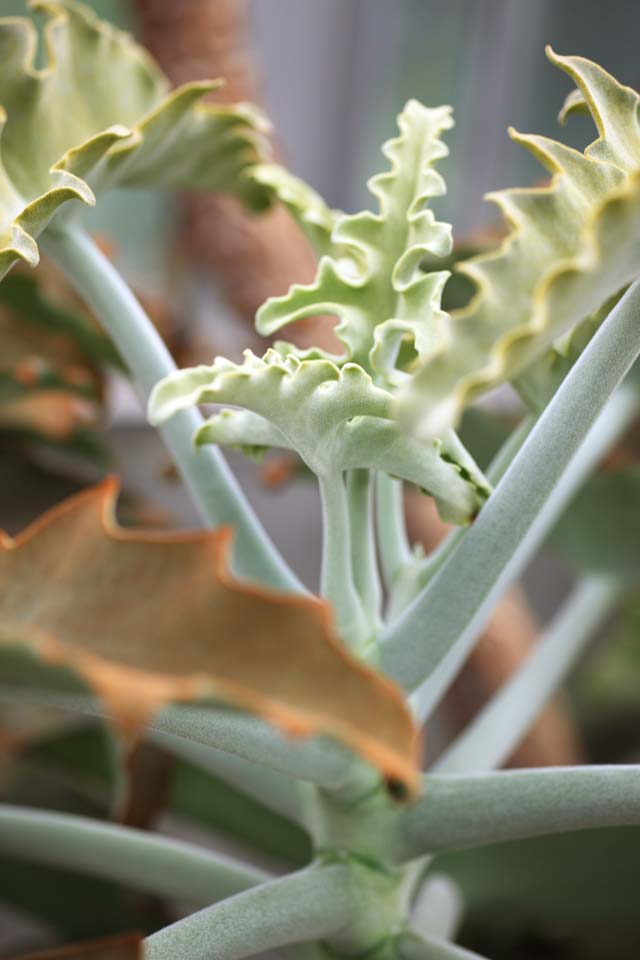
(398, 50, 640, 437)
(149, 348, 489, 525)
(254, 101, 454, 389)
(1, 3, 639, 958)
(0, 0, 270, 277)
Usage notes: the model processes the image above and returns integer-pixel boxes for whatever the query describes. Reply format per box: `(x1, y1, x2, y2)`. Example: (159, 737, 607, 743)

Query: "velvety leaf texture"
(398, 49, 640, 436)
(0, 0, 271, 277)
(0, 480, 419, 792)
(254, 101, 454, 390)
(149, 348, 490, 525)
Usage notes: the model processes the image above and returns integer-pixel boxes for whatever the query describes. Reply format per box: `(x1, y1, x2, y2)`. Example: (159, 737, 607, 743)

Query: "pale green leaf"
(255, 101, 454, 388)
(0, 0, 270, 277)
(251, 163, 341, 258)
(149, 349, 490, 525)
(398, 50, 640, 437)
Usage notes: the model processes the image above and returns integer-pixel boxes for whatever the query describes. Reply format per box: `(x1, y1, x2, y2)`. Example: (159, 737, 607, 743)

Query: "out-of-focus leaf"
(437, 827, 640, 929)
(0, 257, 111, 455)
(0, 390, 97, 441)
(572, 596, 640, 717)
(0, 479, 419, 792)
(549, 467, 640, 576)
(170, 757, 310, 867)
(398, 51, 640, 437)
(0, 0, 271, 278)
(149, 349, 489, 526)
(0, 271, 122, 370)
(254, 101, 454, 389)
(0, 859, 135, 943)
(14, 931, 142, 960)
(12, 723, 124, 813)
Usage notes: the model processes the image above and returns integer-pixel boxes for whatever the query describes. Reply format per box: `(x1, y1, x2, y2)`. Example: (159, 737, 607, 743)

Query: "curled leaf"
(0, 0, 271, 277)
(0, 480, 419, 792)
(398, 50, 640, 437)
(254, 101, 454, 388)
(149, 349, 489, 525)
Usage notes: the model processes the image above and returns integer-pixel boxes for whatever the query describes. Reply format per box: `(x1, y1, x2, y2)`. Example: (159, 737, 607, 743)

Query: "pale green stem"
(318, 473, 369, 653)
(394, 410, 537, 618)
(412, 380, 637, 724)
(0, 687, 356, 791)
(347, 469, 382, 630)
(40, 225, 302, 593)
(396, 766, 640, 860)
(397, 931, 489, 960)
(376, 473, 412, 589)
(145, 865, 354, 960)
(380, 277, 640, 711)
(437, 574, 623, 775)
(0, 804, 266, 905)
(151, 727, 305, 824)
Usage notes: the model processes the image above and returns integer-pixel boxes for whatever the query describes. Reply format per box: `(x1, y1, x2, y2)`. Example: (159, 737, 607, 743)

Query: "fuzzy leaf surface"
(399, 50, 640, 436)
(255, 101, 454, 388)
(0, 480, 419, 791)
(149, 349, 489, 525)
(0, 0, 270, 277)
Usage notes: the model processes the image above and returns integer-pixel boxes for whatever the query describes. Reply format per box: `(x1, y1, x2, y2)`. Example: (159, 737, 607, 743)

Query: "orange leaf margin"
(0, 479, 419, 793)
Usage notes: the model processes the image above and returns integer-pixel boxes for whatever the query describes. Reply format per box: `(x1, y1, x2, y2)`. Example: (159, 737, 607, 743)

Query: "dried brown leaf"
(0, 480, 418, 791)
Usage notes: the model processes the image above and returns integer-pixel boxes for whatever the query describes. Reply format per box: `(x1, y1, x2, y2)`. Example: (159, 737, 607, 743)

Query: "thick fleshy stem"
(0, 805, 266, 906)
(145, 865, 356, 960)
(436, 574, 623, 774)
(41, 225, 303, 593)
(347, 469, 383, 631)
(380, 277, 640, 711)
(319, 473, 370, 653)
(396, 766, 640, 860)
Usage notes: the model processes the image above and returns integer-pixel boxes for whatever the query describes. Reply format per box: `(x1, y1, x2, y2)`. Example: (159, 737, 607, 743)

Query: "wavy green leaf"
(251, 164, 341, 258)
(398, 49, 640, 437)
(149, 349, 489, 525)
(0, 0, 270, 278)
(255, 101, 454, 388)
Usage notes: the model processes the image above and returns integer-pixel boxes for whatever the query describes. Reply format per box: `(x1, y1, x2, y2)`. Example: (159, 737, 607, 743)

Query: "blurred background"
(1, 1, 640, 958)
